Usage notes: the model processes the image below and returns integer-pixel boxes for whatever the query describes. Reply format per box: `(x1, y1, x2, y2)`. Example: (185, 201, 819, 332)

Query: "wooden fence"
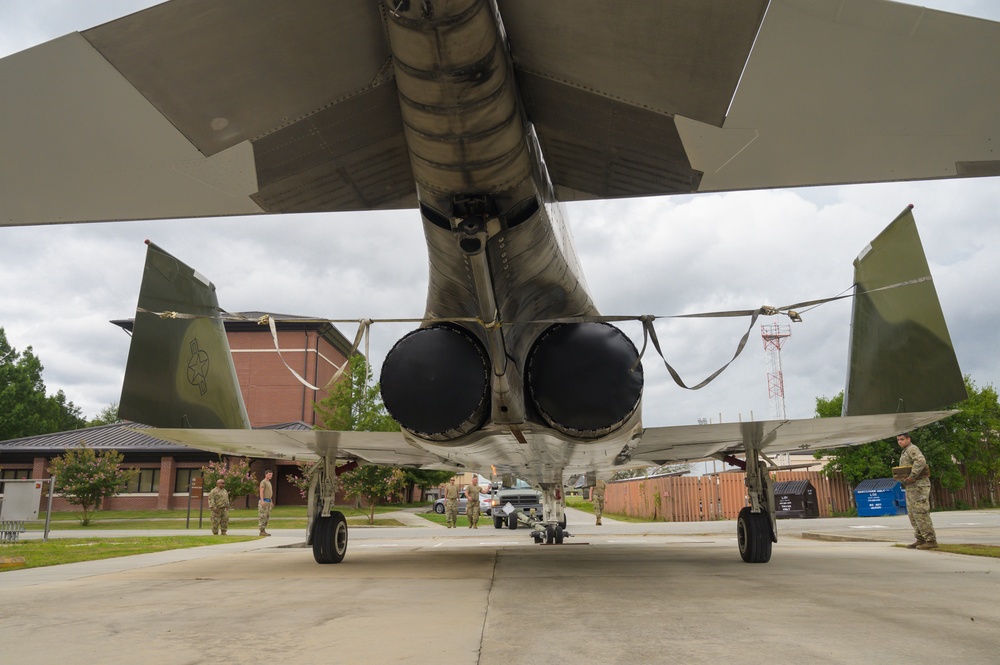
(604, 470, 996, 522)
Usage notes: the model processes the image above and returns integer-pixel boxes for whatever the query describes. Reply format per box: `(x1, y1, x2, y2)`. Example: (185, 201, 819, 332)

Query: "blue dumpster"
(853, 478, 907, 516)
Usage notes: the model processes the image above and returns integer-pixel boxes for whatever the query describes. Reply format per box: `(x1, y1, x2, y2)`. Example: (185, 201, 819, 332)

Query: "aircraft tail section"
(843, 207, 966, 416)
(119, 241, 251, 429)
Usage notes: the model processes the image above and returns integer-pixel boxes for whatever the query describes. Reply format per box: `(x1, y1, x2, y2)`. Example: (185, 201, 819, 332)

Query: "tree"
(815, 381, 999, 494)
(47, 443, 138, 525)
(402, 469, 456, 501)
(921, 377, 1000, 502)
(201, 457, 259, 502)
(285, 460, 317, 500)
(814, 392, 901, 486)
(87, 402, 123, 427)
(0, 327, 86, 440)
(314, 355, 400, 432)
(338, 465, 408, 524)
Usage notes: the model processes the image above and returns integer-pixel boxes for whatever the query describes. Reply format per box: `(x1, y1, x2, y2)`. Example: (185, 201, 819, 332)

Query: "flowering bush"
(285, 460, 318, 499)
(47, 443, 138, 525)
(201, 457, 258, 501)
(338, 465, 407, 524)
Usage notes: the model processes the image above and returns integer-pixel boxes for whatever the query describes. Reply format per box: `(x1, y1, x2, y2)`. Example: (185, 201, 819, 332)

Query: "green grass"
(24, 505, 403, 530)
(893, 543, 1000, 558)
(419, 512, 490, 527)
(0, 536, 258, 570)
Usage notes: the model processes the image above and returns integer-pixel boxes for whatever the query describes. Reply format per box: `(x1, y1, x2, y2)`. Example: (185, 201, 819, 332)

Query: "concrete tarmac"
(2, 508, 998, 665)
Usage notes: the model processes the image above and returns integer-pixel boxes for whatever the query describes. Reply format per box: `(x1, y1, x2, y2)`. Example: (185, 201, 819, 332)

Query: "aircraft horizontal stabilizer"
(843, 207, 967, 416)
(631, 410, 956, 464)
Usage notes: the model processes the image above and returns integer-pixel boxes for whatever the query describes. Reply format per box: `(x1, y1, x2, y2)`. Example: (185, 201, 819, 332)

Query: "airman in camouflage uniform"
(465, 476, 483, 529)
(444, 478, 460, 528)
(208, 478, 230, 535)
(897, 432, 937, 549)
(593, 479, 606, 526)
(258, 470, 274, 536)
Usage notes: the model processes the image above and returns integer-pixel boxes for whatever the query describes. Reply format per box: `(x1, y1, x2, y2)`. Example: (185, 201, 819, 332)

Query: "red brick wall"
(229, 329, 348, 427)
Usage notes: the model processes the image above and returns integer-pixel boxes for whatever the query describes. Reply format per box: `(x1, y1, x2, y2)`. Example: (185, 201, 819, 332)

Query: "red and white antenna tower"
(761, 321, 792, 419)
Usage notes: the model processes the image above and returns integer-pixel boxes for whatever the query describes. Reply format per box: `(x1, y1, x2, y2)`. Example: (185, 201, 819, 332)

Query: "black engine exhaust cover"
(380, 325, 490, 440)
(526, 322, 643, 438)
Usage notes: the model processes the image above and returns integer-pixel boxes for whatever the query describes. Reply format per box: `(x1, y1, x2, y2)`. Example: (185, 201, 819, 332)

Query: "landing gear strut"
(308, 456, 348, 563)
(526, 484, 570, 545)
(737, 440, 777, 563)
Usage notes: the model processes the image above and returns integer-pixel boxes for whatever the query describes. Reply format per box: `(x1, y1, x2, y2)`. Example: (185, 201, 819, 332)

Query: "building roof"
(110, 311, 359, 358)
(0, 421, 314, 454)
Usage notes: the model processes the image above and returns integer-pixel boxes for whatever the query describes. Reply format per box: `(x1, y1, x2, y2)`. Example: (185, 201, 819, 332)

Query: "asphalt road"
(2, 508, 998, 664)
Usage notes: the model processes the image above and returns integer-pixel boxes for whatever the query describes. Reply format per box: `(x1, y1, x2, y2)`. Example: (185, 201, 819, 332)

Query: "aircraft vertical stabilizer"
(119, 242, 250, 429)
(843, 207, 966, 416)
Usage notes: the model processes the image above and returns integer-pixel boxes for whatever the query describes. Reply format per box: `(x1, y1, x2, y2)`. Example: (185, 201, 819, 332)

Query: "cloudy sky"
(1, 1, 998, 428)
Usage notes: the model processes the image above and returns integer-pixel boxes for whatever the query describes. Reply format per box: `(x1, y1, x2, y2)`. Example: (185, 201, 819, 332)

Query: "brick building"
(0, 313, 355, 510)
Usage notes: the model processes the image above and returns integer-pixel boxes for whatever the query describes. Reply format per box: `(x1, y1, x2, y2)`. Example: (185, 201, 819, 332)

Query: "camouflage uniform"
(900, 442, 937, 546)
(593, 479, 606, 525)
(207, 483, 230, 535)
(444, 482, 460, 528)
(465, 482, 483, 528)
(258, 475, 273, 535)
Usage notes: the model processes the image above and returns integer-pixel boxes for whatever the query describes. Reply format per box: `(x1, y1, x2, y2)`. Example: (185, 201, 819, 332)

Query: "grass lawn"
(24, 505, 411, 530)
(0, 536, 258, 570)
(418, 512, 492, 528)
(893, 543, 1000, 558)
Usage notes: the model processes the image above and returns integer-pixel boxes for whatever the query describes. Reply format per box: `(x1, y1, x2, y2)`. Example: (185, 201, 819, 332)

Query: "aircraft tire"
(737, 507, 772, 563)
(555, 525, 564, 544)
(313, 511, 349, 564)
(494, 515, 504, 529)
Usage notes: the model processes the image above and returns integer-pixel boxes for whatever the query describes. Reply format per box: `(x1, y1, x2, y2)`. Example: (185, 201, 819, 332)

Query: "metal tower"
(761, 322, 792, 419)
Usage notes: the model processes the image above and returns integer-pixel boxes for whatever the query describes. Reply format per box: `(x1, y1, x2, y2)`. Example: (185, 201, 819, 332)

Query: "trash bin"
(853, 478, 907, 516)
(773, 480, 820, 519)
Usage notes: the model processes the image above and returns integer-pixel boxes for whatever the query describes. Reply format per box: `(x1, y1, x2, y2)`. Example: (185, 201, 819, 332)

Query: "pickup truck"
(490, 480, 543, 529)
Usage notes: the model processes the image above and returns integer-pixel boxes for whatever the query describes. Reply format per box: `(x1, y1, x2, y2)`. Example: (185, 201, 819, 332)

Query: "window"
(125, 468, 160, 493)
(1, 469, 30, 480)
(175, 469, 203, 493)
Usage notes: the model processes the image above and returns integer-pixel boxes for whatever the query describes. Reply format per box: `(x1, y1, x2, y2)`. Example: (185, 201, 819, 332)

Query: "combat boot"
(916, 540, 938, 550)
(596, 518, 602, 526)
(221, 530, 227, 536)
(905, 539, 925, 549)
(212, 529, 219, 535)
(259, 530, 270, 537)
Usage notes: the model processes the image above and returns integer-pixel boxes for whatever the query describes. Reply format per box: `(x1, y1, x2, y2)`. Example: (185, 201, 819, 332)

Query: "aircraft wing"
(136, 426, 460, 470)
(2, 0, 998, 225)
(630, 410, 957, 465)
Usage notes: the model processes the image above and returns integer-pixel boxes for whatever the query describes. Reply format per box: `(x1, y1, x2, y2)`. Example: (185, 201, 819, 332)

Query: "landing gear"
(736, 434, 777, 563)
(494, 515, 504, 529)
(308, 455, 349, 564)
(529, 484, 570, 545)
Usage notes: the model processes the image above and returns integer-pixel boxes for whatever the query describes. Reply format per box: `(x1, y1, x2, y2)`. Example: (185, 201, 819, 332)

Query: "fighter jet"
(1, 1, 996, 563)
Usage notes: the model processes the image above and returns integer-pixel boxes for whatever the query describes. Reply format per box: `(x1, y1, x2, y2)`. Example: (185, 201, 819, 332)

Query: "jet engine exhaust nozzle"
(380, 325, 490, 441)
(526, 322, 643, 439)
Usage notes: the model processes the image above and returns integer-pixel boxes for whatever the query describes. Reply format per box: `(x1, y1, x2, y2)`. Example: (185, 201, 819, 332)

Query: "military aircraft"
(1, 1, 997, 564)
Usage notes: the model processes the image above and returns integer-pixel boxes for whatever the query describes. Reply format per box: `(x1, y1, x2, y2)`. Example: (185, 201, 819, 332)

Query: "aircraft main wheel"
(507, 515, 518, 530)
(737, 506, 772, 563)
(554, 525, 564, 544)
(545, 525, 555, 544)
(313, 511, 348, 564)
